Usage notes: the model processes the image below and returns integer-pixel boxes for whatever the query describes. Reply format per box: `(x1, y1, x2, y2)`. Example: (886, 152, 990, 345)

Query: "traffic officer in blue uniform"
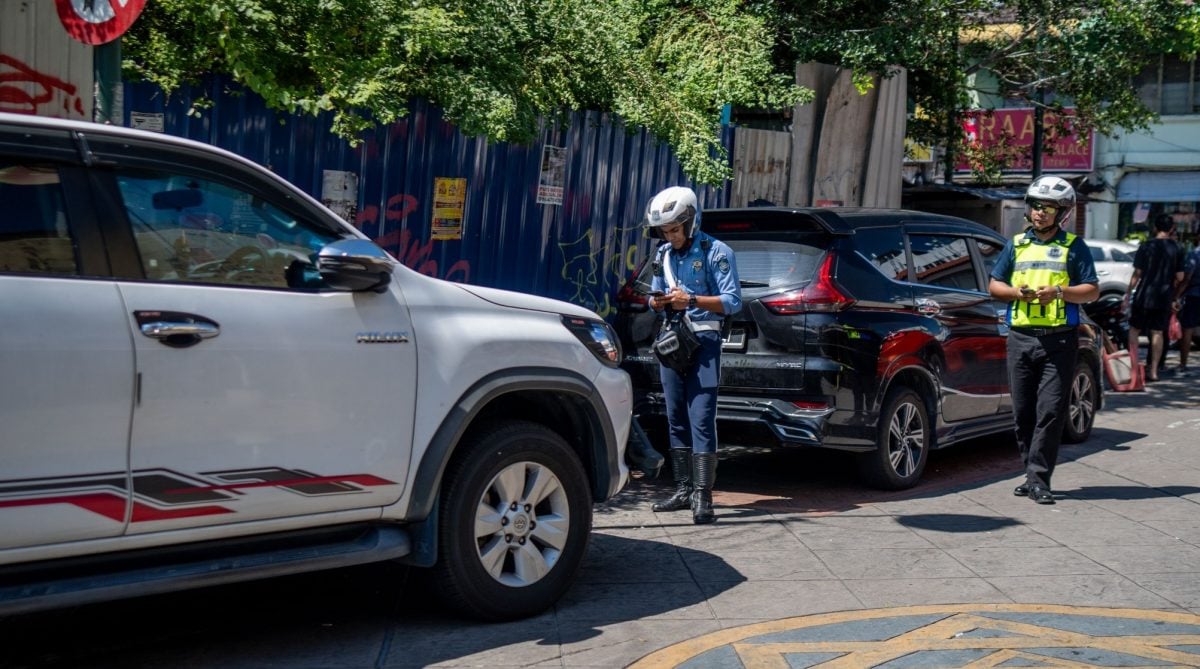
(988, 175, 1098, 505)
(644, 186, 741, 524)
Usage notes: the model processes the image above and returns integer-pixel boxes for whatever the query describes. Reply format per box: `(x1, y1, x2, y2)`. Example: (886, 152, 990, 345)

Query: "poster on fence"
(321, 170, 359, 224)
(432, 177, 466, 240)
(537, 145, 566, 205)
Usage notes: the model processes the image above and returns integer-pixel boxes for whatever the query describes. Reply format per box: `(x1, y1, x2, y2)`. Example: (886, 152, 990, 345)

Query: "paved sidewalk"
(4, 354, 1199, 668)
(551, 358, 1200, 667)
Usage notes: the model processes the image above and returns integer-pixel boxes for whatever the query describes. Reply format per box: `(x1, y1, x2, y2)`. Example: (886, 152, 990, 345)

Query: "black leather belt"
(1011, 325, 1075, 336)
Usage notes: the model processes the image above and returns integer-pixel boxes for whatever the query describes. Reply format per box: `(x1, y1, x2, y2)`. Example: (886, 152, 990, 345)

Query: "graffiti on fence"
(558, 224, 645, 318)
(0, 54, 86, 118)
(356, 192, 471, 283)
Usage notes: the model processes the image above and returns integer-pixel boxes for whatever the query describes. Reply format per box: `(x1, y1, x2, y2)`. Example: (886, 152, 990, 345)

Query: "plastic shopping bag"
(1169, 313, 1183, 344)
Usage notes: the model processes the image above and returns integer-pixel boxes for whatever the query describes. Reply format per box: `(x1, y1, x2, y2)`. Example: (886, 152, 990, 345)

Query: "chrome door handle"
(133, 311, 220, 348)
(140, 321, 220, 339)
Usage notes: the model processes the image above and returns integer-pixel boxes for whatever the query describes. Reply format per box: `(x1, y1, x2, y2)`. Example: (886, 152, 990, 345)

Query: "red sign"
(956, 108, 1094, 173)
(55, 0, 147, 45)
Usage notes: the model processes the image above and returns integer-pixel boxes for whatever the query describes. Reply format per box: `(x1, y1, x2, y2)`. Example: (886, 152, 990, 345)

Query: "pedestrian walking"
(988, 176, 1098, 505)
(1126, 214, 1185, 382)
(1176, 233, 1200, 374)
(644, 186, 741, 524)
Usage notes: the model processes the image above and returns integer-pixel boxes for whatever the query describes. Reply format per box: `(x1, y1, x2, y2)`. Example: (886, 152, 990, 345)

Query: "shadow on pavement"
(1063, 484, 1200, 501)
(0, 533, 743, 668)
(893, 513, 1023, 532)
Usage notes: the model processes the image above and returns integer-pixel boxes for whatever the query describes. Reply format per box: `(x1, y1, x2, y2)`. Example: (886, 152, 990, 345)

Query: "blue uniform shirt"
(651, 230, 742, 321)
(990, 228, 1098, 326)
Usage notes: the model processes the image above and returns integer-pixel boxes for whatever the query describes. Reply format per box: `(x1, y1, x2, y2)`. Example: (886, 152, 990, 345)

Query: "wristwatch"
(688, 294, 697, 309)
(1055, 285, 1064, 299)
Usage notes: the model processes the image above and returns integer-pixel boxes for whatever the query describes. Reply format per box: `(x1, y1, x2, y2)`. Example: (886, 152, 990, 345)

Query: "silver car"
(1084, 239, 1137, 298)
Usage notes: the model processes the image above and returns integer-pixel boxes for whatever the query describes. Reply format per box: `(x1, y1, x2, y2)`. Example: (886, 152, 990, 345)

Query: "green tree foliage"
(123, 0, 807, 185)
(768, 0, 1200, 181)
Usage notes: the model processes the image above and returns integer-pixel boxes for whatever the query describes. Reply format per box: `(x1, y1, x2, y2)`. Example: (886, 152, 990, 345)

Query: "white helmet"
(644, 186, 700, 239)
(1025, 175, 1075, 227)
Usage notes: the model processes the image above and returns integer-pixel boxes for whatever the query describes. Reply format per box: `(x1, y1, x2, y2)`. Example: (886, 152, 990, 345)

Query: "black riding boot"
(691, 452, 718, 524)
(651, 449, 693, 512)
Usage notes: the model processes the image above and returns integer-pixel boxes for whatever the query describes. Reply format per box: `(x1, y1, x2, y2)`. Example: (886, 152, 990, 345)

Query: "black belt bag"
(653, 312, 701, 373)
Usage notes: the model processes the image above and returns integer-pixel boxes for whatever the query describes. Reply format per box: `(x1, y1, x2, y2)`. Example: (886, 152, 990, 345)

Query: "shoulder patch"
(718, 258, 731, 274)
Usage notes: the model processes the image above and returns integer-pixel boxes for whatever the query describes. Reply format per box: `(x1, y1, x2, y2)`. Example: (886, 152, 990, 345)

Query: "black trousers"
(1007, 328, 1078, 489)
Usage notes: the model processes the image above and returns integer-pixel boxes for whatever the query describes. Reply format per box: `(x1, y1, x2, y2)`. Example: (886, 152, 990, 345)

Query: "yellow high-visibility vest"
(1010, 231, 1074, 327)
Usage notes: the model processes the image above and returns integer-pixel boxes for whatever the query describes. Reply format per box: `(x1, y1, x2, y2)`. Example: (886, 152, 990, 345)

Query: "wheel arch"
(407, 368, 620, 524)
(877, 365, 941, 448)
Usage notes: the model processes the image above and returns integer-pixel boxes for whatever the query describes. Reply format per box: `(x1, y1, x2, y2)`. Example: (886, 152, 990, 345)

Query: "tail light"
(761, 254, 855, 314)
(617, 281, 648, 306)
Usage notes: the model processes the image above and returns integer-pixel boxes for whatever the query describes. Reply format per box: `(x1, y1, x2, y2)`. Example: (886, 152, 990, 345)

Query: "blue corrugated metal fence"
(123, 78, 731, 319)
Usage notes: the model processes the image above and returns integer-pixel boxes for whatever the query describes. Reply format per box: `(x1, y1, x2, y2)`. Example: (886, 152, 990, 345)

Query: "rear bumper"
(636, 391, 876, 452)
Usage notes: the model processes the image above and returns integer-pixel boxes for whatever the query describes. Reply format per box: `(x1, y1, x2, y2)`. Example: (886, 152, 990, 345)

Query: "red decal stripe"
(130, 501, 233, 522)
(0, 492, 127, 521)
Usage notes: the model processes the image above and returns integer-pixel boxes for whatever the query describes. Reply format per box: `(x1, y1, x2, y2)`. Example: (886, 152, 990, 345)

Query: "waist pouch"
(653, 313, 701, 373)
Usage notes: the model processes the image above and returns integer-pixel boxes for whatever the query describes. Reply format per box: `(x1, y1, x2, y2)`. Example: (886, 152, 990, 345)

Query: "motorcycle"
(1083, 293, 1131, 351)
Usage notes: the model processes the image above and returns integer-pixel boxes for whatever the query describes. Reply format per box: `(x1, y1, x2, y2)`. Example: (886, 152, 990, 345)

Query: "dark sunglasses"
(1028, 201, 1058, 212)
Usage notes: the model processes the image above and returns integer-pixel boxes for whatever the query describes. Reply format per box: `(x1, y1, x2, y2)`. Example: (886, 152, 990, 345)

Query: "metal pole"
(1031, 90, 1044, 178)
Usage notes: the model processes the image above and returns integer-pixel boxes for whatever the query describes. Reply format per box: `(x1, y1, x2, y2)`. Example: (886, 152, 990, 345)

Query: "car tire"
(858, 387, 930, 490)
(1062, 359, 1098, 444)
(433, 419, 592, 621)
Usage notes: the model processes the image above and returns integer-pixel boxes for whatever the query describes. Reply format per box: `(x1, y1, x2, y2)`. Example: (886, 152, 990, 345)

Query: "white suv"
(0, 112, 630, 620)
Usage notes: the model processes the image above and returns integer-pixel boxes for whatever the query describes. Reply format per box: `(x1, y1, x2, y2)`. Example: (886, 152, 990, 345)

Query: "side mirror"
(317, 239, 394, 293)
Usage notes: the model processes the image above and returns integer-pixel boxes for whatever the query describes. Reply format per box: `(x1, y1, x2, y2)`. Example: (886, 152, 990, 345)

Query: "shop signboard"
(957, 108, 1094, 173)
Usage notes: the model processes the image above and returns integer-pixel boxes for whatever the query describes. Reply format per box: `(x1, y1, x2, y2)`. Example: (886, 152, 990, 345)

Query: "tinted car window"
(909, 234, 977, 291)
(976, 238, 1004, 278)
(0, 161, 77, 275)
(1089, 246, 1105, 262)
(852, 226, 907, 281)
(726, 239, 823, 287)
(1112, 249, 1134, 262)
(114, 170, 339, 288)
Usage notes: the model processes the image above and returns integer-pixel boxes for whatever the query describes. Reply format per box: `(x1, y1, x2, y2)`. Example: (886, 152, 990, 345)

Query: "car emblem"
(356, 331, 409, 344)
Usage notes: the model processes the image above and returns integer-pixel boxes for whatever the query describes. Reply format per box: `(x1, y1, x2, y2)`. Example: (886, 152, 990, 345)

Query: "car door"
(905, 231, 1006, 422)
(88, 138, 417, 534)
(0, 134, 133, 548)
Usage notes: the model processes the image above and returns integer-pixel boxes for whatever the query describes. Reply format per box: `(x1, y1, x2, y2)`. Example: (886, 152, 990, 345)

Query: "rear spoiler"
(703, 207, 854, 236)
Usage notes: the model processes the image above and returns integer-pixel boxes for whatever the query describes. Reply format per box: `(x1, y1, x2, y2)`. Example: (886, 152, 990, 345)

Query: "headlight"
(561, 316, 622, 367)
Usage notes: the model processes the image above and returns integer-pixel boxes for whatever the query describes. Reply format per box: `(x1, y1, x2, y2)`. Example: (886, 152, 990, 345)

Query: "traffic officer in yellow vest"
(988, 176, 1098, 505)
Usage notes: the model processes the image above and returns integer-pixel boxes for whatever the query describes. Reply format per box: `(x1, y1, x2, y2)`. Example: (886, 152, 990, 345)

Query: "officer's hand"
(668, 287, 689, 309)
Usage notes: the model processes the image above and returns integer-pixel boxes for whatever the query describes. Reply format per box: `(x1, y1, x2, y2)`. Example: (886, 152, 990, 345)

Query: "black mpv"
(616, 207, 1103, 490)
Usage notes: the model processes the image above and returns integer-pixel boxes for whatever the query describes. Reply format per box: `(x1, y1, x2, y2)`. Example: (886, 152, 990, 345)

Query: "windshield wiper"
(739, 280, 771, 288)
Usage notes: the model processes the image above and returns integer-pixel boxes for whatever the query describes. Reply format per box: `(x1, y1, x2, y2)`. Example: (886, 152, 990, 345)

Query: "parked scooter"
(1084, 293, 1131, 351)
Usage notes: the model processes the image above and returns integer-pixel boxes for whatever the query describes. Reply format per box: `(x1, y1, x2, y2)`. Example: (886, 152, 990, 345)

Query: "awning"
(1116, 171, 1200, 203)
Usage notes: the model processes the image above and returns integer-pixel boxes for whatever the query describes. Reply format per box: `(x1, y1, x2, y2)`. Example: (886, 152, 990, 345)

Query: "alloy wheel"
(888, 401, 926, 478)
(473, 461, 570, 587)
(1068, 369, 1095, 435)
